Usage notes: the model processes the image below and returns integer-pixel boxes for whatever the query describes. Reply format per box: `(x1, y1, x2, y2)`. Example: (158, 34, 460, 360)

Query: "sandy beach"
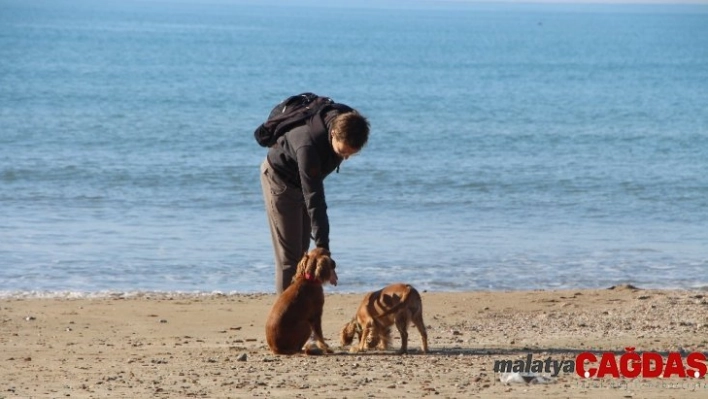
(2, 285, 708, 398)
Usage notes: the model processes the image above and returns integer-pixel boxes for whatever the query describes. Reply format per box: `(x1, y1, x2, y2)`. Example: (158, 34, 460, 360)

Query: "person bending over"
(260, 105, 370, 294)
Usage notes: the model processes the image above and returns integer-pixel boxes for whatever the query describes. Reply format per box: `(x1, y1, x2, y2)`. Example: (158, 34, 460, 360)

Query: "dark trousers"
(260, 160, 311, 294)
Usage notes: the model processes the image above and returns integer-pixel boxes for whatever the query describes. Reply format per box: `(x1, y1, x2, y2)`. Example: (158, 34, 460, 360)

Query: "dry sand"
(2, 285, 708, 398)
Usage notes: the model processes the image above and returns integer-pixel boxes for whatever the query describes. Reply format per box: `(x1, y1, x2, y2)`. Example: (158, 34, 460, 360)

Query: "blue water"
(1, 0, 707, 296)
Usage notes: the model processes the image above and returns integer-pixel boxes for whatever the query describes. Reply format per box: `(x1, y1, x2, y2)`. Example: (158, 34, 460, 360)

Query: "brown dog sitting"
(340, 283, 428, 354)
(265, 248, 337, 355)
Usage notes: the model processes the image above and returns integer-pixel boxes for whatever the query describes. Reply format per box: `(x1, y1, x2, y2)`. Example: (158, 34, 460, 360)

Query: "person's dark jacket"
(266, 110, 342, 250)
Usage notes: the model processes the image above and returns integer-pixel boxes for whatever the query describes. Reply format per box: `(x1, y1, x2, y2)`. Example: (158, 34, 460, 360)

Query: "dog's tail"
(377, 284, 415, 318)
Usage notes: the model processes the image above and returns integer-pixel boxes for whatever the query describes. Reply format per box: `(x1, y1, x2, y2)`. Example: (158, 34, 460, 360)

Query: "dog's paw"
(304, 346, 325, 355)
(304, 341, 332, 355)
(318, 342, 333, 354)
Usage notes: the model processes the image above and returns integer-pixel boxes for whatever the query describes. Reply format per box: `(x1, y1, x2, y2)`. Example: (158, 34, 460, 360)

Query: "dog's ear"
(314, 255, 333, 282)
(340, 320, 356, 346)
(303, 252, 319, 278)
(295, 252, 310, 280)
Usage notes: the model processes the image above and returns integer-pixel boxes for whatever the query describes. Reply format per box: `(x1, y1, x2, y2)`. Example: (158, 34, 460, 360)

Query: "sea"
(1, 0, 707, 297)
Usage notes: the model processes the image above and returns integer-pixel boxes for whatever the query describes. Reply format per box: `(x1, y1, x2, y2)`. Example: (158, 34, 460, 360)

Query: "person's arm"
(296, 145, 330, 250)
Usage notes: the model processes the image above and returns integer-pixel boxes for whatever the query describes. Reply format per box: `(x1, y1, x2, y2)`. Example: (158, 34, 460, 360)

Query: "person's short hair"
(331, 111, 370, 150)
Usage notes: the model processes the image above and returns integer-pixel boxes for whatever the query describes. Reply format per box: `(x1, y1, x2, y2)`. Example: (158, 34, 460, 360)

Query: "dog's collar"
(304, 273, 321, 284)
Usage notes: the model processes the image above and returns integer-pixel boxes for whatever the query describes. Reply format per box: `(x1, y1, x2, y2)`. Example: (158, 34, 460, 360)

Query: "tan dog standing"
(265, 248, 337, 355)
(340, 283, 428, 354)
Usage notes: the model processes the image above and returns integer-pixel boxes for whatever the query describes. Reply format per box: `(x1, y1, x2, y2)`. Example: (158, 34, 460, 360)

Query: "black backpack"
(254, 92, 351, 147)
